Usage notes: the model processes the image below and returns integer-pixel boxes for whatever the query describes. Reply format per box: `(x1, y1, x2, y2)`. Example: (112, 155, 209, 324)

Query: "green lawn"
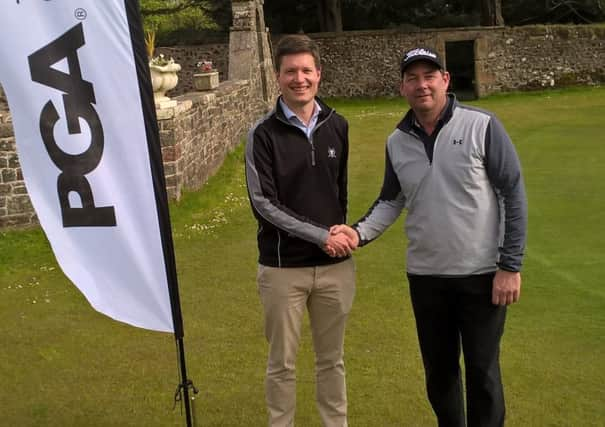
(1, 87, 604, 426)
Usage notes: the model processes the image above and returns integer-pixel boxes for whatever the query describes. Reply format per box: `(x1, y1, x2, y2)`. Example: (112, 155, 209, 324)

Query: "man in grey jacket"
(332, 47, 527, 427)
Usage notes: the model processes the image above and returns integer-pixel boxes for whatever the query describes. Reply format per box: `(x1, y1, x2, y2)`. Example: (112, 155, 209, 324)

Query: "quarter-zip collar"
(274, 96, 336, 167)
(397, 93, 457, 134)
(279, 97, 322, 138)
(275, 96, 335, 131)
(397, 93, 457, 163)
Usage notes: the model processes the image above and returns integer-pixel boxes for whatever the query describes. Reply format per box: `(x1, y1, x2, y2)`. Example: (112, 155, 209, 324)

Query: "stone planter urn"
(193, 71, 219, 91)
(150, 62, 181, 108)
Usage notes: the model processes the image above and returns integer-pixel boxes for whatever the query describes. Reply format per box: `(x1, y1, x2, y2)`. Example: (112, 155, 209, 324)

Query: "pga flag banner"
(0, 1, 181, 333)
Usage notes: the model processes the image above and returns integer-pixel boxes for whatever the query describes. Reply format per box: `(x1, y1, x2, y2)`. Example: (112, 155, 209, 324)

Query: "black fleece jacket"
(245, 97, 350, 267)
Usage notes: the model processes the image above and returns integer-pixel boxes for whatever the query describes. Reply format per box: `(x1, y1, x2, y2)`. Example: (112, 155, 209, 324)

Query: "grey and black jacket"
(245, 97, 349, 268)
(354, 94, 527, 275)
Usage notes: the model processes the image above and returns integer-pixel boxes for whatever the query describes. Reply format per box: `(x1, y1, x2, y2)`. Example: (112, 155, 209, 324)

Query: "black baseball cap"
(400, 47, 444, 75)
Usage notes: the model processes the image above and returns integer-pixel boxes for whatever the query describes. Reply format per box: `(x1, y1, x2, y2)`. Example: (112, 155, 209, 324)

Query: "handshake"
(323, 224, 359, 258)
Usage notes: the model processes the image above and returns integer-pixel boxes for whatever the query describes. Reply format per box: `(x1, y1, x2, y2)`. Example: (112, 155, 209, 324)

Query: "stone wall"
(307, 24, 605, 98)
(0, 112, 36, 228)
(479, 25, 605, 93)
(158, 23, 604, 100)
(158, 81, 259, 201)
(229, 0, 279, 113)
(0, 85, 7, 111)
(154, 24, 604, 100)
(155, 43, 229, 96)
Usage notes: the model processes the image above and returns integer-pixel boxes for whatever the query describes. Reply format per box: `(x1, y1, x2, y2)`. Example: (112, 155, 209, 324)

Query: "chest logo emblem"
(328, 147, 337, 158)
(453, 138, 463, 145)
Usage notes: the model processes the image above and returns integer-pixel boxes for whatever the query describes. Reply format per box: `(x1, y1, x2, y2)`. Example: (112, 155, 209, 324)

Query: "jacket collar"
(275, 96, 334, 123)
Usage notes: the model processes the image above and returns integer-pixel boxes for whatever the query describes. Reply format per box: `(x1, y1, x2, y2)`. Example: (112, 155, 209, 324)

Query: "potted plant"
(193, 60, 219, 91)
(146, 30, 181, 108)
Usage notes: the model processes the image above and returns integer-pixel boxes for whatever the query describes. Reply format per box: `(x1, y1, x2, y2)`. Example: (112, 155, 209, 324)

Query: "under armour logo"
(453, 139, 463, 145)
(328, 147, 337, 158)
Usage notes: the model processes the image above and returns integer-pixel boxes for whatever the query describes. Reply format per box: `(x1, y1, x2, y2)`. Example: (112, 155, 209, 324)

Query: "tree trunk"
(318, 0, 343, 32)
(480, 0, 504, 26)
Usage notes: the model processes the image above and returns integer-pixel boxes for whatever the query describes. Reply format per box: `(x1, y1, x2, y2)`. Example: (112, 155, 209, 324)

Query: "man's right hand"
(323, 224, 359, 257)
(324, 230, 356, 257)
(330, 224, 360, 248)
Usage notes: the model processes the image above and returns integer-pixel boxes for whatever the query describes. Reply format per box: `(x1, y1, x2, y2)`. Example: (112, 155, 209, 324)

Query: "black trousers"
(408, 273, 506, 427)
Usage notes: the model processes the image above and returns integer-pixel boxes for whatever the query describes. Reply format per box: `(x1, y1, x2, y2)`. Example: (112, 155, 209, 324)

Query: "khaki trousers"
(257, 258, 356, 427)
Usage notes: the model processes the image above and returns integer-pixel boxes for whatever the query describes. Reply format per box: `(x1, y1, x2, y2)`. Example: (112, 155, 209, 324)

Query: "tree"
(503, 0, 605, 24)
(263, 0, 604, 34)
(480, 0, 504, 25)
(264, 0, 342, 33)
(318, 0, 343, 32)
(140, 0, 231, 45)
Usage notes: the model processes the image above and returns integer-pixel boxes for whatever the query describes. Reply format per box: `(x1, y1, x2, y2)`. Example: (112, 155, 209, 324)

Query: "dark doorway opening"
(445, 40, 476, 101)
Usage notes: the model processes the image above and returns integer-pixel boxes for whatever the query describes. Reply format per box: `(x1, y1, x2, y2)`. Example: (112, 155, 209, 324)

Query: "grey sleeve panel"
(245, 126, 329, 247)
(485, 116, 528, 271)
(353, 145, 406, 246)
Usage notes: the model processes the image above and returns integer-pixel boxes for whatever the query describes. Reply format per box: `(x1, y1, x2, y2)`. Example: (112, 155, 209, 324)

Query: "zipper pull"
(309, 136, 316, 166)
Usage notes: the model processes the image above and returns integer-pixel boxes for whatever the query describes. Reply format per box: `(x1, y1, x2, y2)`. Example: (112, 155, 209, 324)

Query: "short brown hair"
(274, 35, 321, 72)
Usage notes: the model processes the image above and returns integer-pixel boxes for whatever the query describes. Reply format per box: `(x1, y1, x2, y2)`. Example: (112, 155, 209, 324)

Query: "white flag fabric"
(0, 0, 178, 333)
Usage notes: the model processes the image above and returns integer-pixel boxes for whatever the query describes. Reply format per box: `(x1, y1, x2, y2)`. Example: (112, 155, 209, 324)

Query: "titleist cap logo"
(400, 46, 443, 75)
(404, 48, 437, 61)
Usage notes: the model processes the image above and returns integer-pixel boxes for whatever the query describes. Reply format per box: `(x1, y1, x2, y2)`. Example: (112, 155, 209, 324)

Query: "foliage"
(263, 0, 317, 33)
(264, 0, 483, 32)
(504, 0, 605, 24)
(140, 0, 228, 45)
(144, 28, 156, 59)
(340, 0, 481, 30)
(149, 53, 176, 66)
(1, 87, 605, 425)
(137, 0, 603, 39)
(264, 0, 604, 33)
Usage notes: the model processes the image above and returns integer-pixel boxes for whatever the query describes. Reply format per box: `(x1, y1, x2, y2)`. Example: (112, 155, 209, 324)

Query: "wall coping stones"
(305, 25, 506, 39)
(177, 91, 217, 106)
(155, 99, 193, 120)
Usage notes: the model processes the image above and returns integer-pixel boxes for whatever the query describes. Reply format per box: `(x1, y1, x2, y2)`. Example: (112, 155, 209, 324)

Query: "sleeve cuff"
(497, 263, 521, 273)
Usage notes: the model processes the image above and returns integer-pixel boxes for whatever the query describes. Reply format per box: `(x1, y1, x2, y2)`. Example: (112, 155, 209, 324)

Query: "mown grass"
(1, 86, 604, 426)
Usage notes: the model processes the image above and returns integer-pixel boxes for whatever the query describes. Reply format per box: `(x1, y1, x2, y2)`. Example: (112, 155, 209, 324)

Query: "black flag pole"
(175, 337, 198, 426)
(125, 1, 198, 425)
